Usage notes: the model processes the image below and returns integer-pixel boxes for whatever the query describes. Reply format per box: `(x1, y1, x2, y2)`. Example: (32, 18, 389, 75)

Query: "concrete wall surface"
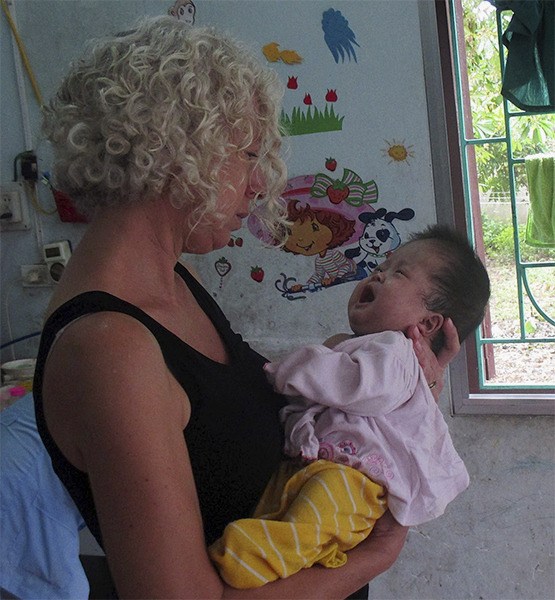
(366, 409, 554, 600)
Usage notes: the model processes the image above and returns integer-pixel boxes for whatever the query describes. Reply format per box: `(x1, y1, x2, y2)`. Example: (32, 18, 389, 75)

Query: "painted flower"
(303, 93, 312, 105)
(287, 76, 298, 89)
(325, 89, 338, 102)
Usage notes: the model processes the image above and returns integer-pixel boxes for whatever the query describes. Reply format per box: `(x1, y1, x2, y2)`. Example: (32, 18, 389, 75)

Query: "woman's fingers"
(407, 319, 461, 401)
(437, 318, 461, 369)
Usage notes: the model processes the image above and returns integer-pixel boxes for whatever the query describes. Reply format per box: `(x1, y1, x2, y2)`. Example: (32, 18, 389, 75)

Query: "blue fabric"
(0, 393, 89, 599)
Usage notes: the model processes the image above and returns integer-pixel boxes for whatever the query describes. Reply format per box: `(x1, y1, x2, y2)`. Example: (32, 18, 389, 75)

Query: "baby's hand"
(407, 318, 460, 401)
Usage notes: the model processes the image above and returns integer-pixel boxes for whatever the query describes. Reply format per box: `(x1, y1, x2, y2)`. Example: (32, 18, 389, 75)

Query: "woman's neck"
(47, 198, 188, 312)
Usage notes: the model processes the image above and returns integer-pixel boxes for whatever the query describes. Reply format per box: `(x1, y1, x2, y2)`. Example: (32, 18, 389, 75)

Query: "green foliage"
(482, 214, 515, 260)
(463, 0, 555, 195)
(481, 214, 554, 263)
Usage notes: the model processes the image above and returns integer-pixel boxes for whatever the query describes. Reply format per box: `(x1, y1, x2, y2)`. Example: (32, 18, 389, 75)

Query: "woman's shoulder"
(42, 307, 189, 463)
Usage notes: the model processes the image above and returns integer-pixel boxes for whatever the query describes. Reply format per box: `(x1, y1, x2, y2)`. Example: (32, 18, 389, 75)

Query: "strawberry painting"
(325, 157, 337, 172)
(311, 168, 379, 207)
(214, 257, 231, 278)
(250, 266, 265, 282)
(326, 181, 350, 204)
(227, 236, 243, 247)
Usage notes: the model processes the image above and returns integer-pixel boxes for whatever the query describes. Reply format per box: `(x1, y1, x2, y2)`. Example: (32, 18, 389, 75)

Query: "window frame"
(421, 0, 554, 415)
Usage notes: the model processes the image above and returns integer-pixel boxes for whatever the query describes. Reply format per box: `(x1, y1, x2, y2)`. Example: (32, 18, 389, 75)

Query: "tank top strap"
(174, 262, 233, 333)
(39, 262, 242, 359)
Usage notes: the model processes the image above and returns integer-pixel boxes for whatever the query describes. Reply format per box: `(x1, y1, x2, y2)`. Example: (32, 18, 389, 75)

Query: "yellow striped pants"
(208, 459, 387, 589)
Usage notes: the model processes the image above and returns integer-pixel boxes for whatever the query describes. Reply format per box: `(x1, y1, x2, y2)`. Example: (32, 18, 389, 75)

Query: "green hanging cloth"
(490, 0, 554, 112)
(525, 153, 555, 248)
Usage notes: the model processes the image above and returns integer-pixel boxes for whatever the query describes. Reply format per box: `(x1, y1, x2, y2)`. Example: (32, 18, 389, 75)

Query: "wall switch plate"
(0, 183, 30, 231)
(21, 264, 51, 287)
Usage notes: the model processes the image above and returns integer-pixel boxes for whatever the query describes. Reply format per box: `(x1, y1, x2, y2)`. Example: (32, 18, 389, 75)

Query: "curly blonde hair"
(42, 16, 288, 233)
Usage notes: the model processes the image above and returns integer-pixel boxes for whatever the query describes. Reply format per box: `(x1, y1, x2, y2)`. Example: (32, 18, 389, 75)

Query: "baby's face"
(347, 240, 442, 336)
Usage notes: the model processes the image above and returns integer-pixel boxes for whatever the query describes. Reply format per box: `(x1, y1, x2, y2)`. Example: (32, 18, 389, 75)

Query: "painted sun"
(382, 139, 415, 164)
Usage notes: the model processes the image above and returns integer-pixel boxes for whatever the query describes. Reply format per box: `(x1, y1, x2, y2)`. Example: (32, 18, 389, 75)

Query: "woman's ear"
(417, 313, 444, 340)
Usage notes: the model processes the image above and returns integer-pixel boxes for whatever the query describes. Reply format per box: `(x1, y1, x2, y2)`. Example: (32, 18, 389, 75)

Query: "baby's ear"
(417, 313, 444, 340)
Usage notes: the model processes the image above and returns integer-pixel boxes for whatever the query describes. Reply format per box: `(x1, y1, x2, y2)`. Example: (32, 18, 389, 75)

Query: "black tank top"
(33, 262, 285, 548)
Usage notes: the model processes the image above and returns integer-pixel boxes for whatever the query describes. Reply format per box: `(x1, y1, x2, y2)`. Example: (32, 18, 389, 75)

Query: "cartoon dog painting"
(345, 207, 415, 278)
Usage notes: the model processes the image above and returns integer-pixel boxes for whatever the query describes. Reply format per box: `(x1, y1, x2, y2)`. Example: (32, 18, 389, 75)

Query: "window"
(431, 0, 554, 414)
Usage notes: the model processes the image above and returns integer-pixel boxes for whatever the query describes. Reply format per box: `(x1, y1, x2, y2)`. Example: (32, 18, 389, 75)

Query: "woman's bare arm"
(43, 313, 227, 598)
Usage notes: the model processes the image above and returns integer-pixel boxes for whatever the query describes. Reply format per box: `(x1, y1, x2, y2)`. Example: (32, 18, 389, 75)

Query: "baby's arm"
(265, 334, 416, 416)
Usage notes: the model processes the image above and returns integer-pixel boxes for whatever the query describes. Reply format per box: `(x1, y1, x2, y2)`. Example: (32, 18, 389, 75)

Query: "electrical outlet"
(21, 264, 51, 287)
(0, 183, 30, 231)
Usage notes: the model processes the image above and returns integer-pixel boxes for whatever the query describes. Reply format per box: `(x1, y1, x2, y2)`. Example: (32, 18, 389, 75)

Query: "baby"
(209, 224, 490, 588)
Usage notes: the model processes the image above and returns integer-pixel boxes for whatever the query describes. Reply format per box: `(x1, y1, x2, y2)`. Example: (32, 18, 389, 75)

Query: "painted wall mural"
(382, 139, 415, 165)
(280, 79, 344, 136)
(214, 256, 231, 289)
(248, 169, 415, 301)
(262, 42, 303, 65)
(161, 3, 421, 305)
(321, 8, 360, 63)
(168, 0, 196, 24)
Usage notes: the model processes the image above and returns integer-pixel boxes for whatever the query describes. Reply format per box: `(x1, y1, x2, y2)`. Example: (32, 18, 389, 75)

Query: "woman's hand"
(353, 509, 409, 572)
(407, 318, 460, 400)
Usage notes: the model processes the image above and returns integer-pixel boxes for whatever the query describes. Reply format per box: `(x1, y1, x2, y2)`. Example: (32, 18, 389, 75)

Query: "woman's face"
(284, 217, 333, 256)
(182, 143, 263, 254)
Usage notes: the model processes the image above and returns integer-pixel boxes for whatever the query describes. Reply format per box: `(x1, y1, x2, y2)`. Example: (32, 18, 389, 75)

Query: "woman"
(34, 16, 458, 598)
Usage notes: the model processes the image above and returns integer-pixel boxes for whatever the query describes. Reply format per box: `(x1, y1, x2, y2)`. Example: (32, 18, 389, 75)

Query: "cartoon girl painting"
(283, 200, 357, 291)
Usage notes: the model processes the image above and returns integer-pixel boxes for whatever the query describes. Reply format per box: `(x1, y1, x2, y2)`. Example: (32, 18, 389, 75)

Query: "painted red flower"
(325, 89, 338, 102)
(287, 76, 298, 89)
(303, 93, 312, 105)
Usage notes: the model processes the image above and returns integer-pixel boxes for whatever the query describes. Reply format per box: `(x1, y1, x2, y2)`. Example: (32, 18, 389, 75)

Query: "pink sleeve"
(264, 335, 418, 416)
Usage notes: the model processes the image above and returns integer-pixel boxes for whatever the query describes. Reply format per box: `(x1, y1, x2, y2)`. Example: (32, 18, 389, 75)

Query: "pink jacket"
(264, 331, 469, 526)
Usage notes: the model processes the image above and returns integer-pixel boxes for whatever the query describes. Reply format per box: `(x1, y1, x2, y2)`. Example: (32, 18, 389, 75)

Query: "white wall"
(1, 0, 437, 359)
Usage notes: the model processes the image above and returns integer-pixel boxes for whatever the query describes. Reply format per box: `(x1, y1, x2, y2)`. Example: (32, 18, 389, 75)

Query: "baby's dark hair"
(408, 225, 490, 355)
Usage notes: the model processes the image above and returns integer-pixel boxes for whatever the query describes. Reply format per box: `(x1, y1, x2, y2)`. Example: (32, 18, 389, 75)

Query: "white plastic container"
(1, 358, 36, 391)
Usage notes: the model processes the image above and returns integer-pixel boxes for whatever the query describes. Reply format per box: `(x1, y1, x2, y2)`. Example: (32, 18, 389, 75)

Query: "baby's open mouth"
(360, 286, 375, 303)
